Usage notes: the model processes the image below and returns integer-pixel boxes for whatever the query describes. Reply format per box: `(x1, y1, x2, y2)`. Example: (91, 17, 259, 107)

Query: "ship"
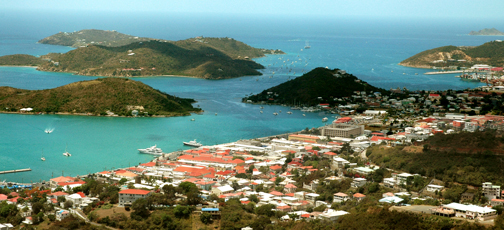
(138, 145, 163, 155)
(183, 140, 202, 147)
(304, 41, 311, 49)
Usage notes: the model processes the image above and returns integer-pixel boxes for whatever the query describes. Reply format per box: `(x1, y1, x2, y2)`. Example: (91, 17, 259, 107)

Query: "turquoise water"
(0, 10, 500, 182)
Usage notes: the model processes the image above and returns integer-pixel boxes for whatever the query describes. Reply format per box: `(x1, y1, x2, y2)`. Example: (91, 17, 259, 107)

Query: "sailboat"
(304, 41, 311, 49)
(63, 145, 71, 157)
(41, 149, 45, 161)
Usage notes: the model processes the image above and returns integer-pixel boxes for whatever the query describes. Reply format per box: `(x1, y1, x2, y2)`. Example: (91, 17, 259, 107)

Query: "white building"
(118, 189, 152, 207)
(426, 184, 444, 193)
(211, 185, 234, 196)
(351, 178, 367, 188)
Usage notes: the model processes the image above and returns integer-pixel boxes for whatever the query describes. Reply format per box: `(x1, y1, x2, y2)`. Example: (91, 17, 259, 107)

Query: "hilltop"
(35, 40, 264, 79)
(399, 40, 504, 68)
(469, 28, 504, 36)
(243, 67, 389, 106)
(0, 54, 43, 66)
(0, 78, 201, 117)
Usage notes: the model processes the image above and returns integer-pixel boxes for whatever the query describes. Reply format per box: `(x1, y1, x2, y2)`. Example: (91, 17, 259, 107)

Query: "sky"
(2, 0, 504, 20)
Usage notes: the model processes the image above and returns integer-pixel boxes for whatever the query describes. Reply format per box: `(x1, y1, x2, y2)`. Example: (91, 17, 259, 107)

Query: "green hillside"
(0, 54, 43, 66)
(243, 67, 389, 106)
(399, 41, 504, 68)
(38, 29, 155, 47)
(0, 78, 200, 116)
(37, 40, 264, 79)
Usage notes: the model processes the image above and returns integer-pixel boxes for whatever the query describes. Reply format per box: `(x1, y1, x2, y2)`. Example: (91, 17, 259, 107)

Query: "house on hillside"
(118, 189, 152, 207)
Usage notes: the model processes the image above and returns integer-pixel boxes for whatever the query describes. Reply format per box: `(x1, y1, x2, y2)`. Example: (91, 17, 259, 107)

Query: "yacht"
(287, 111, 292, 114)
(273, 112, 278, 116)
(44, 128, 54, 134)
(41, 150, 45, 161)
(138, 145, 163, 155)
(183, 139, 203, 147)
(322, 117, 328, 122)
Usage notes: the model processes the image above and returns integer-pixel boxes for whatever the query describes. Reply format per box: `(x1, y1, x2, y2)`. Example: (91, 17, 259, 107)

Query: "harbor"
(424, 70, 474, 75)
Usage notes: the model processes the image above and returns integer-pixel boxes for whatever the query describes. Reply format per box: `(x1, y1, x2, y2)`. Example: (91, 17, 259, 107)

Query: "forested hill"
(36, 40, 265, 79)
(38, 29, 283, 58)
(399, 40, 504, 68)
(243, 67, 389, 106)
(0, 78, 201, 117)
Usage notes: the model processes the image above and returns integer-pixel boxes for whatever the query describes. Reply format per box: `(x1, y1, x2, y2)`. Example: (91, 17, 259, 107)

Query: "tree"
(178, 182, 197, 194)
(130, 198, 150, 220)
(32, 202, 43, 214)
(57, 196, 66, 204)
(200, 212, 212, 224)
(232, 181, 240, 191)
(64, 200, 73, 209)
(119, 178, 128, 185)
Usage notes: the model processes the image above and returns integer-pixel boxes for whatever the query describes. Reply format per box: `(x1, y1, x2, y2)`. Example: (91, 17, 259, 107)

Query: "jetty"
(424, 70, 474, 75)
(0, 168, 31, 174)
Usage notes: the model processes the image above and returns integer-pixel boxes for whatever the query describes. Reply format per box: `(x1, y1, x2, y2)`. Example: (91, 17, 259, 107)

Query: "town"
(2, 88, 504, 230)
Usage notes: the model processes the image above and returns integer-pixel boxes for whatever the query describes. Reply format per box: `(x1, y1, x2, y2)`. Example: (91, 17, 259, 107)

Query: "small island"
(399, 40, 504, 69)
(243, 67, 389, 106)
(0, 78, 201, 117)
(0, 29, 284, 79)
(469, 28, 504, 36)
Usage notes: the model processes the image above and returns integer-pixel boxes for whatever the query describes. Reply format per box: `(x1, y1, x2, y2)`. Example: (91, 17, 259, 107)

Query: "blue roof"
(202, 208, 219, 211)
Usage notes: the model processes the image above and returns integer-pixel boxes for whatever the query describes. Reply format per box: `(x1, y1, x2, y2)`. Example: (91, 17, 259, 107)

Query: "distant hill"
(0, 54, 43, 66)
(469, 28, 504, 36)
(38, 29, 155, 47)
(243, 67, 389, 106)
(399, 40, 504, 68)
(36, 40, 265, 79)
(0, 78, 201, 116)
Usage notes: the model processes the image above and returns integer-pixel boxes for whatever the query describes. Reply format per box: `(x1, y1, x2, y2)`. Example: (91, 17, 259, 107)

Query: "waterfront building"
(321, 124, 364, 138)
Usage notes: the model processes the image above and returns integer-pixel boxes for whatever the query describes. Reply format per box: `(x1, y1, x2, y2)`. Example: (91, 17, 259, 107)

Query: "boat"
(183, 139, 203, 147)
(191, 118, 195, 121)
(304, 41, 311, 49)
(44, 128, 54, 134)
(63, 145, 71, 157)
(322, 117, 328, 122)
(303, 114, 306, 116)
(260, 111, 263, 113)
(273, 112, 278, 116)
(287, 111, 292, 114)
(138, 145, 163, 155)
(41, 150, 45, 161)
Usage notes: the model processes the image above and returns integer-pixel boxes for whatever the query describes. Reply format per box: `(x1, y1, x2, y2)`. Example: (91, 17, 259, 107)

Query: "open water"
(0, 10, 501, 182)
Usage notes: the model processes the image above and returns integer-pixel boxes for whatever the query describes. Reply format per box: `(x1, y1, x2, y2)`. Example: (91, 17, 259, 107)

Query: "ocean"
(0, 10, 500, 182)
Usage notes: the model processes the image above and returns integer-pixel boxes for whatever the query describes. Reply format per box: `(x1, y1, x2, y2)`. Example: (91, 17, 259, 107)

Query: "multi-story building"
(482, 182, 501, 200)
(321, 124, 364, 138)
(118, 189, 152, 207)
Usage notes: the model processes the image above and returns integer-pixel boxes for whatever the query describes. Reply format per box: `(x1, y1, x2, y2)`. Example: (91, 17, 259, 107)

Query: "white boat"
(260, 111, 263, 113)
(322, 117, 328, 122)
(63, 145, 71, 157)
(41, 150, 45, 161)
(138, 145, 163, 155)
(287, 111, 292, 114)
(273, 112, 278, 116)
(183, 139, 203, 147)
(304, 41, 311, 49)
(303, 114, 306, 116)
(44, 128, 54, 134)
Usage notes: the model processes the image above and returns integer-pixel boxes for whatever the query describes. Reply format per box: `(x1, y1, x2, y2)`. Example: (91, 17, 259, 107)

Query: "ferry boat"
(183, 140, 202, 147)
(138, 145, 163, 155)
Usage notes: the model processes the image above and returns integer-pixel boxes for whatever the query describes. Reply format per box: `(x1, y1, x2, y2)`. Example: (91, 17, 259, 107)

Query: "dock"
(0, 168, 31, 174)
(424, 70, 474, 75)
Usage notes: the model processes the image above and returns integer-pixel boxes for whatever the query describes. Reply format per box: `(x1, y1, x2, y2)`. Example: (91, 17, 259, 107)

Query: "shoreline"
(0, 110, 203, 118)
(0, 65, 38, 68)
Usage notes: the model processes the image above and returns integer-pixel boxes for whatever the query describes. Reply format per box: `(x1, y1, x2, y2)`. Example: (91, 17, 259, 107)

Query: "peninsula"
(243, 67, 389, 106)
(1, 29, 284, 79)
(399, 40, 504, 69)
(0, 78, 201, 116)
(469, 28, 504, 36)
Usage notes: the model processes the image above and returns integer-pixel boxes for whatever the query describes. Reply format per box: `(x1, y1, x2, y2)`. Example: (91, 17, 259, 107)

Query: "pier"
(0, 168, 31, 174)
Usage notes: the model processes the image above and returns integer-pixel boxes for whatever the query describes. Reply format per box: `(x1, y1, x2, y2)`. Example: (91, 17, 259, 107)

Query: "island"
(0, 29, 284, 79)
(399, 40, 504, 69)
(243, 67, 389, 106)
(0, 78, 201, 117)
(469, 28, 504, 36)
